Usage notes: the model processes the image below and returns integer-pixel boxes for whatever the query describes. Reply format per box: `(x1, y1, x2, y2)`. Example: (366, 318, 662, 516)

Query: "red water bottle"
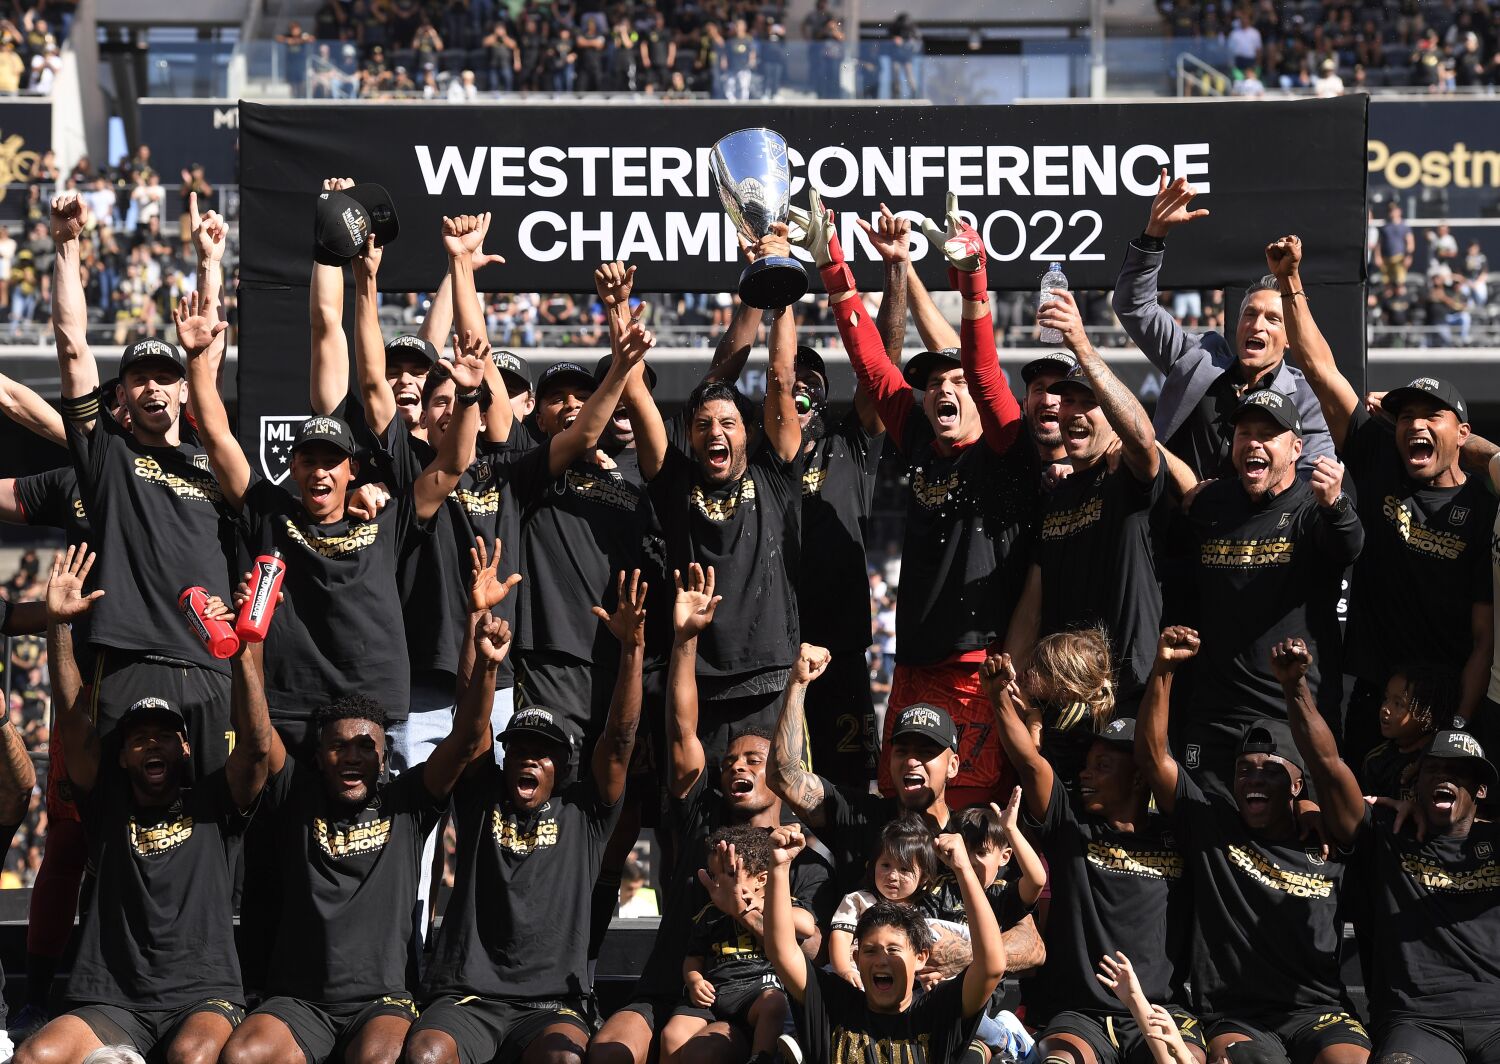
(178, 585, 240, 659)
(236, 550, 286, 644)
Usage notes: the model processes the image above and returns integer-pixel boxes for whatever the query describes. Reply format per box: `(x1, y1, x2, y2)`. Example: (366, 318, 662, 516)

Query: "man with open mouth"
(1285, 226, 1497, 768)
(800, 188, 1033, 813)
(1176, 388, 1363, 796)
(1272, 635, 1500, 1064)
(1137, 628, 1371, 1064)
(21, 546, 273, 1064)
(1112, 170, 1335, 482)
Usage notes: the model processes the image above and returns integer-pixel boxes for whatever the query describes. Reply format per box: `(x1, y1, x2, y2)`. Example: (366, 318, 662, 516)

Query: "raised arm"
(49, 193, 99, 413)
(45, 545, 106, 794)
(426, 607, 509, 797)
(309, 178, 353, 417)
(178, 293, 251, 513)
(1270, 638, 1363, 847)
(222, 620, 276, 812)
(764, 298, 801, 462)
(0, 373, 64, 446)
(1044, 290, 1159, 481)
(667, 564, 720, 799)
(904, 262, 960, 352)
(856, 203, 911, 435)
(996, 788, 1046, 906)
(441, 211, 506, 352)
(412, 334, 485, 521)
(1265, 235, 1359, 448)
(0, 692, 33, 826)
(1109, 170, 1209, 374)
(769, 644, 832, 828)
(547, 315, 653, 477)
(932, 832, 1006, 1018)
(352, 234, 396, 435)
(700, 300, 760, 388)
(1136, 627, 1200, 815)
(190, 192, 225, 324)
(590, 570, 647, 806)
(1097, 953, 1178, 1064)
(598, 262, 668, 478)
(763, 826, 811, 1002)
(978, 652, 1054, 821)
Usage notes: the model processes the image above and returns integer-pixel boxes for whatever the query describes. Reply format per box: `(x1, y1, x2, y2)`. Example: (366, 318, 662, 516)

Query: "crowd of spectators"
(1161, 0, 1500, 94)
(0, 2, 72, 96)
(0, 550, 48, 889)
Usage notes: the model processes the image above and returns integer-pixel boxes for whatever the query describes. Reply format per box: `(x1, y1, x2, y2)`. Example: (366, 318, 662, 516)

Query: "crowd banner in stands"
(236, 96, 1369, 453)
(0, 98, 50, 222)
(1368, 98, 1500, 218)
(137, 100, 240, 188)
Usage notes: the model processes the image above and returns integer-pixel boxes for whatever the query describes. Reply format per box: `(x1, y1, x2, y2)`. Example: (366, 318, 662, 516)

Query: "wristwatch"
(1326, 492, 1351, 516)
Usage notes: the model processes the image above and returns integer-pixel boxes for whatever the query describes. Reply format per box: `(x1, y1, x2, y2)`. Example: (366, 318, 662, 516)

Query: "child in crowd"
(1016, 630, 1117, 795)
(1360, 663, 1453, 801)
(1095, 950, 1201, 1064)
(828, 812, 939, 988)
(662, 825, 815, 1064)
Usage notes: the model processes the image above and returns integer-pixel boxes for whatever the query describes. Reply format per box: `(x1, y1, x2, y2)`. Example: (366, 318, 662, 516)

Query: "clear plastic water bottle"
(1038, 262, 1069, 345)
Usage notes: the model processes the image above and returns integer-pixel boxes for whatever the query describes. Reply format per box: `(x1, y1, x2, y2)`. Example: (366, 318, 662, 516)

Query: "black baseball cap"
(1095, 717, 1136, 748)
(1047, 361, 1095, 399)
(498, 706, 573, 756)
(1229, 389, 1302, 437)
(291, 414, 358, 456)
(1381, 376, 1469, 424)
(536, 361, 597, 399)
(890, 702, 958, 752)
(591, 353, 657, 391)
(1423, 729, 1498, 788)
(902, 347, 962, 390)
(495, 350, 534, 393)
(119, 696, 187, 737)
(313, 183, 400, 266)
(794, 345, 828, 387)
(385, 334, 438, 367)
(1238, 720, 1305, 776)
(118, 337, 186, 380)
(1022, 351, 1077, 385)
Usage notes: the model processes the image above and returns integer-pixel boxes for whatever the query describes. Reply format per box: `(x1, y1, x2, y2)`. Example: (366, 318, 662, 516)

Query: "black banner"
(1368, 98, 1500, 218)
(138, 100, 240, 188)
(239, 96, 1368, 294)
(0, 99, 50, 223)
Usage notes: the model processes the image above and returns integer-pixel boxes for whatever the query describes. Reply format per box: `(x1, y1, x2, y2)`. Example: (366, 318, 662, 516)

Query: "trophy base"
(739, 256, 809, 310)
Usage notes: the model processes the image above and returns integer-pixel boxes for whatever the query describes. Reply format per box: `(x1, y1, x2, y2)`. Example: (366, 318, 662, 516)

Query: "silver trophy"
(711, 128, 809, 310)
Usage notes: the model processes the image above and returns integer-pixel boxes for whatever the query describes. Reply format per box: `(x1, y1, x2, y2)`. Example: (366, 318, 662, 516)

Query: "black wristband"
(456, 384, 486, 407)
(1136, 232, 1166, 253)
(62, 392, 100, 423)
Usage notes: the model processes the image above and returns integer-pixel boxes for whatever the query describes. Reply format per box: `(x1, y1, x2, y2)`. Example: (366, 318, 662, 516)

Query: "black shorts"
(672, 974, 785, 1029)
(411, 995, 591, 1064)
(255, 994, 418, 1063)
(92, 650, 234, 777)
(71, 998, 244, 1060)
(803, 648, 876, 789)
(1210, 1007, 1371, 1064)
(611, 993, 679, 1034)
(1045, 1007, 1207, 1064)
(1376, 1015, 1500, 1064)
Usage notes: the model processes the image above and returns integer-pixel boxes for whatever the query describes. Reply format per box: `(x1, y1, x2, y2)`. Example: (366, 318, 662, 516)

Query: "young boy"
(1360, 664, 1453, 802)
(765, 824, 1007, 1064)
(662, 825, 815, 1064)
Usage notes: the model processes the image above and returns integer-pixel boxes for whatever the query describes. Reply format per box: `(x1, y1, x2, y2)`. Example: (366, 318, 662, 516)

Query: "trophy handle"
(739, 256, 809, 311)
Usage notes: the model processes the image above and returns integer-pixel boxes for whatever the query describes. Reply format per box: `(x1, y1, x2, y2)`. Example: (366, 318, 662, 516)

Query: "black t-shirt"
(796, 957, 979, 1064)
(915, 866, 1030, 934)
(687, 904, 776, 989)
(1358, 805, 1500, 1019)
(397, 439, 507, 684)
(649, 437, 802, 678)
(422, 760, 622, 1001)
(602, 443, 673, 667)
(1186, 477, 1361, 725)
(15, 464, 90, 541)
(892, 408, 1037, 666)
(240, 419, 423, 724)
(68, 772, 247, 1008)
(1022, 776, 1188, 1023)
(504, 439, 647, 664)
(261, 758, 444, 1005)
(1340, 406, 1496, 683)
(1037, 462, 1167, 695)
(1174, 772, 1352, 1018)
(1359, 740, 1421, 802)
(66, 406, 235, 672)
(1165, 367, 1277, 481)
(798, 414, 883, 653)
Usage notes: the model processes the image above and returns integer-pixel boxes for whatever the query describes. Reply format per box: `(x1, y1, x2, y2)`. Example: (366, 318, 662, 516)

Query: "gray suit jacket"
(1110, 240, 1335, 477)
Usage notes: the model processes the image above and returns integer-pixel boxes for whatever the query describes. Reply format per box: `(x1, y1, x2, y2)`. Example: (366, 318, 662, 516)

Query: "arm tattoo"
(772, 683, 826, 818)
(927, 932, 973, 978)
(877, 262, 908, 362)
(1081, 347, 1152, 453)
(1000, 915, 1046, 974)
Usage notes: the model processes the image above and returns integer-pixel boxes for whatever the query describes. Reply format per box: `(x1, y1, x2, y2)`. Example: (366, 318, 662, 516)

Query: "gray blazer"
(1110, 240, 1335, 477)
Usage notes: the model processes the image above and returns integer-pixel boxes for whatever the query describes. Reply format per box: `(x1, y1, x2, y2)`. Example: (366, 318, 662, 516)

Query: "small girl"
(1362, 663, 1453, 801)
(1019, 629, 1117, 795)
(828, 812, 937, 989)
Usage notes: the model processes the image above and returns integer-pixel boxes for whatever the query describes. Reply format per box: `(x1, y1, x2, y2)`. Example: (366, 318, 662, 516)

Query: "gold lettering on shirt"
(491, 809, 560, 854)
(801, 466, 829, 497)
(130, 814, 193, 855)
(283, 518, 380, 558)
(692, 477, 756, 522)
(831, 1029, 931, 1064)
(1085, 841, 1184, 880)
(1042, 497, 1105, 540)
(910, 467, 957, 510)
(1226, 844, 1333, 898)
(132, 457, 224, 505)
(566, 470, 640, 513)
(451, 486, 499, 517)
(315, 816, 392, 858)
(1400, 853, 1500, 892)
(1382, 497, 1467, 561)
(74, 497, 87, 520)
(1198, 538, 1295, 567)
